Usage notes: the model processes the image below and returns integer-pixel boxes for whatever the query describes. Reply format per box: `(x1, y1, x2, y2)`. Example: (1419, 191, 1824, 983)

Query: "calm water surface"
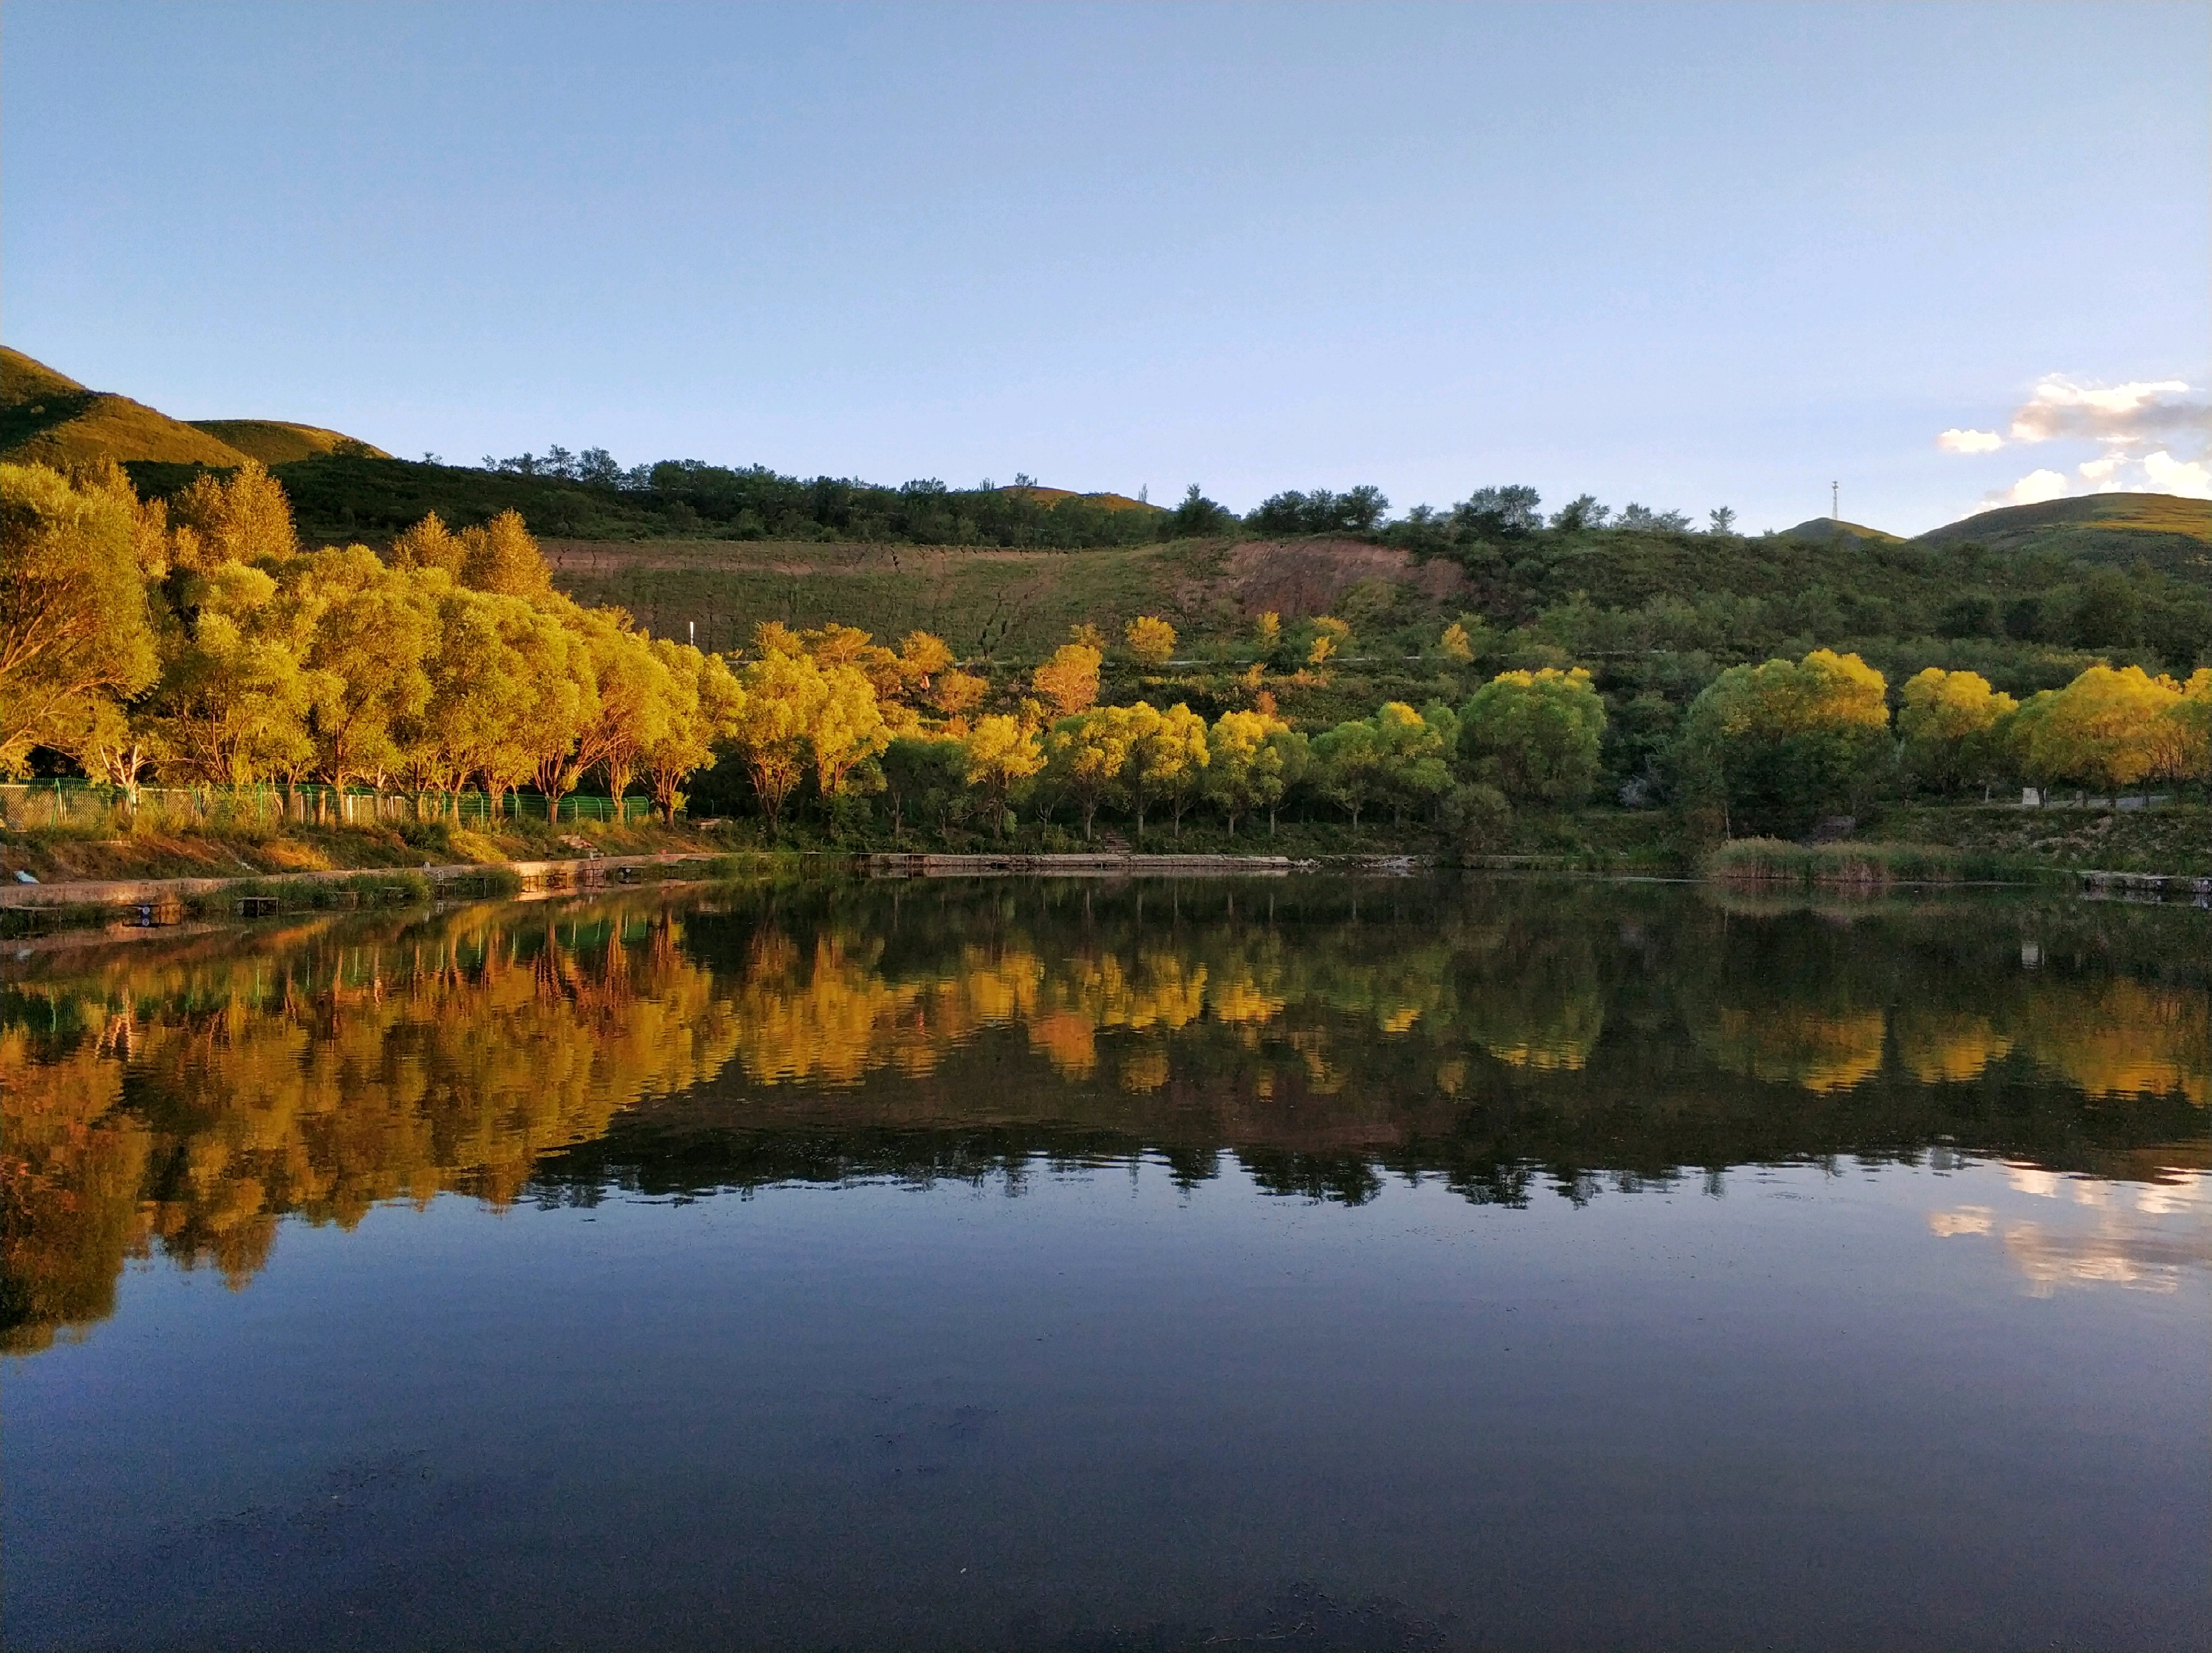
(4, 876, 2206, 1650)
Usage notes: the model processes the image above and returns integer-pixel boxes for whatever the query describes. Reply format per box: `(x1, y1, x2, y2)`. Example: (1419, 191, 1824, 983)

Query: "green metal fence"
(0, 780, 661, 831)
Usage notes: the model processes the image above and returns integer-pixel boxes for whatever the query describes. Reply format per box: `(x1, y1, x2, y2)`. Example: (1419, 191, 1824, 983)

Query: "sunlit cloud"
(2142, 449, 2212, 499)
(1937, 427, 2005, 454)
(1996, 468, 2070, 507)
(2007, 376, 2204, 445)
(1946, 375, 2212, 510)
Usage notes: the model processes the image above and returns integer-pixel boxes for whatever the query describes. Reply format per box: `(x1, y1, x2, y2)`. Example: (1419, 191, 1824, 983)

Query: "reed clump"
(1704, 838, 2057, 888)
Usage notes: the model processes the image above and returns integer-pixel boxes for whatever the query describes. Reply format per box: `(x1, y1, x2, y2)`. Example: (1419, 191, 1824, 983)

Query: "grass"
(187, 419, 388, 464)
(1865, 799, 2212, 877)
(549, 537, 1227, 659)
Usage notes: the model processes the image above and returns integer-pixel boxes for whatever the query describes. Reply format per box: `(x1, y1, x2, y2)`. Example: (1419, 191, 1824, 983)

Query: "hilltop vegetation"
(185, 419, 389, 465)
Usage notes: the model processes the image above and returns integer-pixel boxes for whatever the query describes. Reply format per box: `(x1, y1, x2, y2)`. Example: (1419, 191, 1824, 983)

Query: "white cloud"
(1999, 468, 2070, 506)
(1938, 427, 2004, 453)
(2008, 376, 2206, 445)
(2142, 450, 2212, 499)
(1943, 376, 2212, 504)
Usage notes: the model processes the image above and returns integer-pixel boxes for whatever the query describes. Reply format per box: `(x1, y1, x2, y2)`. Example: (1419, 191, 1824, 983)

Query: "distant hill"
(188, 419, 389, 464)
(1779, 517, 1907, 545)
(0, 347, 385, 470)
(1, 347, 254, 467)
(1000, 484, 1160, 513)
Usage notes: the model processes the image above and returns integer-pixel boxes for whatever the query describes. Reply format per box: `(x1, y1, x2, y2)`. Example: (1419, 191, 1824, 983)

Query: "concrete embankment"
(860, 852, 1300, 879)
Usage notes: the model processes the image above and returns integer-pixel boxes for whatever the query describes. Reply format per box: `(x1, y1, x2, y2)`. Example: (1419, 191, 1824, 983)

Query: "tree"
(1125, 615, 1176, 669)
(1457, 667, 1607, 805)
(287, 546, 434, 789)
(1549, 495, 1610, 532)
(1032, 641, 1103, 718)
(809, 663, 890, 801)
(962, 714, 1044, 835)
(1043, 705, 1144, 839)
(1134, 701, 1209, 837)
(576, 615, 676, 807)
(1261, 727, 1310, 835)
(1678, 649, 1890, 835)
(1375, 701, 1456, 823)
(728, 649, 826, 831)
(881, 735, 970, 837)
(1708, 507, 1737, 535)
(1438, 621, 1474, 664)
(1169, 485, 1235, 537)
(142, 562, 315, 786)
(389, 512, 465, 576)
(931, 667, 988, 718)
(642, 641, 742, 820)
(459, 510, 553, 599)
(0, 462, 160, 773)
(1455, 485, 1543, 537)
(1314, 718, 1384, 825)
(1897, 667, 2017, 797)
(1308, 615, 1350, 666)
(168, 458, 298, 568)
(2014, 664, 2189, 791)
(1205, 709, 1290, 835)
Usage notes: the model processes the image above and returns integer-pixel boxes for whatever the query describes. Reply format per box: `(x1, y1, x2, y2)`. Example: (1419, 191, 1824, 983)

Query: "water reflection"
(3, 877, 2205, 1354)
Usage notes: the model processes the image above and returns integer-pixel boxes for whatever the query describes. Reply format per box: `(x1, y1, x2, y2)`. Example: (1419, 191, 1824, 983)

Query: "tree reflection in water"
(3, 877, 2205, 1353)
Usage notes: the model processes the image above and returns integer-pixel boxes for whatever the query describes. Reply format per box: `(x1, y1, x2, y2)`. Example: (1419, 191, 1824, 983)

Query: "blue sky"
(6, 1, 2205, 533)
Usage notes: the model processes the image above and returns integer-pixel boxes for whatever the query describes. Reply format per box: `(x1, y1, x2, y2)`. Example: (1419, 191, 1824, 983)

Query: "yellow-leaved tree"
(0, 461, 161, 775)
(1125, 615, 1177, 669)
(962, 714, 1045, 836)
(1032, 639, 1103, 719)
(1897, 667, 2017, 797)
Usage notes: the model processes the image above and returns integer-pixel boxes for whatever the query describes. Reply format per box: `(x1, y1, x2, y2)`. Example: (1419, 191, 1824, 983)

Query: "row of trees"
(6, 459, 2202, 841)
(1678, 648, 2210, 834)
(1, 459, 741, 815)
(707, 614, 1608, 841)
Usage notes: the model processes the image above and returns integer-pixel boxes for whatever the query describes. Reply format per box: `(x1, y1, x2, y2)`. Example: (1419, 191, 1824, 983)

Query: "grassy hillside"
(548, 537, 1216, 658)
(188, 419, 389, 464)
(1914, 492, 2211, 578)
(1779, 516, 1908, 545)
(1, 347, 253, 467)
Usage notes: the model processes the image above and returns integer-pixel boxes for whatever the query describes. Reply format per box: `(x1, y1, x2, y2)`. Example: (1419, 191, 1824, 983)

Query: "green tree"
(1456, 667, 1606, 805)
(1678, 649, 1890, 835)
(1205, 709, 1290, 835)
(1043, 705, 1145, 840)
(1314, 717, 1384, 825)
(1375, 701, 1456, 823)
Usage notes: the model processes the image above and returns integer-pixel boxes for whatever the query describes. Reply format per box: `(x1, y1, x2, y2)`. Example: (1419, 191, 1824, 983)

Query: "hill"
(1000, 484, 1160, 513)
(1, 347, 387, 472)
(188, 419, 389, 464)
(1914, 492, 2211, 578)
(1779, 516, 1908, 545)
(1, 347, 254, 468)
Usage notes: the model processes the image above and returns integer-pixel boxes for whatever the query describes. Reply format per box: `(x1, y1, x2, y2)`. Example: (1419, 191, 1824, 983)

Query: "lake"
(3, 875, 2206, 1650)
